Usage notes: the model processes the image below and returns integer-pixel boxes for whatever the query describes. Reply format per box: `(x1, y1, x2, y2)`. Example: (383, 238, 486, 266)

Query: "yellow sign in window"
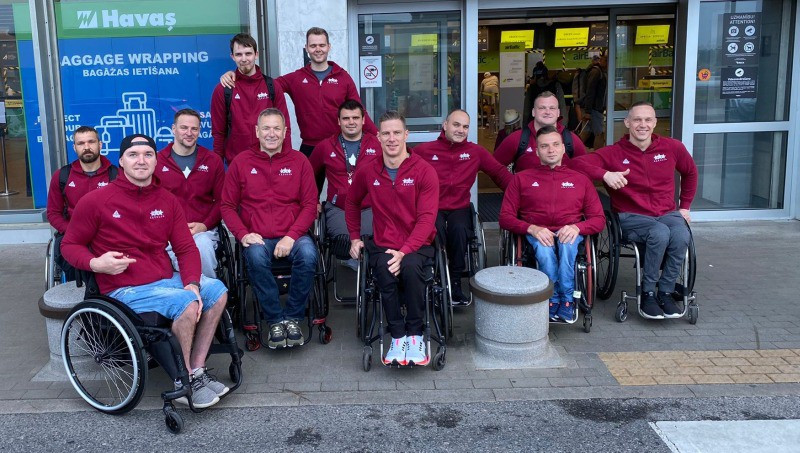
(635, 25, 670, 45)
(638, 79, 673, 89)
(500, 30, 534, 49)
(555, 27, 589, 47)
(411, 34, 438, 51)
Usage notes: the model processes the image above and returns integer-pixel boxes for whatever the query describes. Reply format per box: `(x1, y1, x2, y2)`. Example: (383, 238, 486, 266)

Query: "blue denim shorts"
(108, 273, 227, 320)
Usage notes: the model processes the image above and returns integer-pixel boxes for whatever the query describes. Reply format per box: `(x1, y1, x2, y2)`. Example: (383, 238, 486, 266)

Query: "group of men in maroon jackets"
(47, 24, 698, 380)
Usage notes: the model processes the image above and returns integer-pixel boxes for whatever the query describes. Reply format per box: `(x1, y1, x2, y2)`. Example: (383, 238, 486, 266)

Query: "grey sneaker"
(268, 322, 287, 349)
(173, 376, 220, 409)
(195, 368, 229, 397)
(284, 320, 304, 347)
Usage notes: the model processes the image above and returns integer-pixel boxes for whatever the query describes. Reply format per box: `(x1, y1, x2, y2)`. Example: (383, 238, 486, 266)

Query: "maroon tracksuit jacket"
(494, 122, 587, 172)
(157, 144, 225, 228)
(46, 156, 116, 235)
(308, 132, 382, 209)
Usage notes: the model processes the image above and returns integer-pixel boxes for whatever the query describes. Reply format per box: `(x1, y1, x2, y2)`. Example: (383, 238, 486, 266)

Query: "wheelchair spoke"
(75, 315, 103, 357)
(101, 361, 133, 395)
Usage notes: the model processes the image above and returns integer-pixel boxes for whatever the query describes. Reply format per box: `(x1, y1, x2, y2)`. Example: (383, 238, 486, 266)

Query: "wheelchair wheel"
(356, 249, 373, 342)
(435, 244, 453, 340)
(164, 406, 184, 434)
(61, 299, 147, 415)
(595, 211, 619, 300)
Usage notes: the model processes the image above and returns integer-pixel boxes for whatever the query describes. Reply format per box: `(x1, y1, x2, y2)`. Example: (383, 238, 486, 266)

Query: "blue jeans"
(109, 273, 227, 320)
(243, 235, 318, 324)
(526, 235, 579, 303)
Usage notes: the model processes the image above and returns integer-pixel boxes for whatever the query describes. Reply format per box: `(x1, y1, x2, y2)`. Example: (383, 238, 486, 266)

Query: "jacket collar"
(618, 133, 662, 153)
(234, 65, 264, 83)
(111, 170, 160, 194)
(70, 156, 113, 175)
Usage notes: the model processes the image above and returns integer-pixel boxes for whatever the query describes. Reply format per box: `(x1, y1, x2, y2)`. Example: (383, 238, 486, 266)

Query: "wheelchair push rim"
(61, 302, 147, 414)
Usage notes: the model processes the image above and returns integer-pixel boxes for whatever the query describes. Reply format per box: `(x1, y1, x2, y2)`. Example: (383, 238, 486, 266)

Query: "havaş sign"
(76, 9, 177, 32)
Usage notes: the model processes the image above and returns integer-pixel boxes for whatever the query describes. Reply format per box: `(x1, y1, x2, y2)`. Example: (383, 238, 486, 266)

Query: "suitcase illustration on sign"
(95, 116, 133, 155)
(116, 92, 157, 138)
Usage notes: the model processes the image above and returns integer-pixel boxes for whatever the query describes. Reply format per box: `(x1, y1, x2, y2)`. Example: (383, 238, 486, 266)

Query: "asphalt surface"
(2, 396, 800, 452)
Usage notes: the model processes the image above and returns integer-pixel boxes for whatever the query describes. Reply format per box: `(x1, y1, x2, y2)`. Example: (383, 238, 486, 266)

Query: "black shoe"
(640, 292, 665, 319)
(658, 291, 682, 319)
(450, 279, 470, 306)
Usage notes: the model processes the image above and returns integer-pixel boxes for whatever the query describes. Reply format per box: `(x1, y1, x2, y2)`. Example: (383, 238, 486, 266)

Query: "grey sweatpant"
(618, 211, 690, 293)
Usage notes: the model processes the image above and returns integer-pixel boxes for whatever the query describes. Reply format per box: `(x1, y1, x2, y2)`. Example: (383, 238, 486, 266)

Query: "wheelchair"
(501, 230, 597, 333)
(317, 202, 359, 305)
(597, 208, 698, 324)
(60, 286, 242, 434)
(233, 231, 332, 351)
(214, 226, 239, 319)
(440, 202, 487, 307)
(356, 236, 451, 371)
(45, 232, 72, 290)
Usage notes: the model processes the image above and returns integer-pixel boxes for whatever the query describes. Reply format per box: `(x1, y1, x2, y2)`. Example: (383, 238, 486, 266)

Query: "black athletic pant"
(435, 207, 472, 276)
(368, 240, 433, 338)
(300, 143, 326, 193)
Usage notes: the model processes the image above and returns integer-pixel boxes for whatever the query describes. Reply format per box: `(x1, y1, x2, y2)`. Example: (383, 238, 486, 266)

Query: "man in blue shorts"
(62, 134, 229, 409)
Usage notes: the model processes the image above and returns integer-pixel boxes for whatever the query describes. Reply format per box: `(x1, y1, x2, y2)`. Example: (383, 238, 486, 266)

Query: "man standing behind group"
(46, 126, 117, 281)
(309, 100, 381, 268)
(221, 27, 376, 158)
(221, 109, 318, 349)
(158, 109, 225, 278)
(211, 33, 291, 165)
(414, 109, 511, 304)
(493, 91, 587, 172)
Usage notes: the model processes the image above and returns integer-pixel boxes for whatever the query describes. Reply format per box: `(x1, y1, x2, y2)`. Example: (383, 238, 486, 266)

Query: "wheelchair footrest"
(311, 317, 327, 326)
(243, 324, 258, 332)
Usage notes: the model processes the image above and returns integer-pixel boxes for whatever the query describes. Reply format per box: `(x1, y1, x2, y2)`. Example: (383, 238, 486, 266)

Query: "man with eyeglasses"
(493, 91, 586, 173)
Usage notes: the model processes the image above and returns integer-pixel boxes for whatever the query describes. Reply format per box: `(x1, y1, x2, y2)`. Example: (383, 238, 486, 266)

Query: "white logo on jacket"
(654, 154, 667, 162)
(234, 93, 241, 100)
(150, 209, 165, 219)
(532, 182, 539, 187)
(373, 179, 380, 186)
(622, 158, 630, 164)
(302, 78, 309, 84)
(432, 155, 439, 161)
(526, 147, 533, 153)
(97, 181, 108, 188)
(459, 153, 470, 160)
(327, 78, 339, 84)
(112, 210, 121, 219)
(197, 164, 209, 172)
(365, 148, 376, 155)
(257, 92, 269, 100)
(162, 165, 169, 172)
(561, 182, 575, 188)
(68, 181, 76, 188)
(330, 151, 336, 158)
(279, 168, 292, 176)
(402, 178, 414, 186)
(250, 168, 258, 174)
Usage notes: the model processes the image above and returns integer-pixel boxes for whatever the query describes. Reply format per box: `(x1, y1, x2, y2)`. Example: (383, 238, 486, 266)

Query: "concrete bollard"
(470, 266, 564, 370)
(34, 282, 86, 381)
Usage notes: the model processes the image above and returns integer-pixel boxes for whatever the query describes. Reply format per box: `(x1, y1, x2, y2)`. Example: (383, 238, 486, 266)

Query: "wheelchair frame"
(501, 230, 597, 333)
(232, 230, 332, 351)
(601, 209, 699, 324)
(356, 236, 450, 371)
(442, 202, 487, 308)
(61, 295, 243, 434)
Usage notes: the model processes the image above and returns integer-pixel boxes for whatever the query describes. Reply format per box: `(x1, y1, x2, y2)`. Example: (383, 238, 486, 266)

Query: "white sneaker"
(383, 336, 407, 365)
(404, 335, 428, 366)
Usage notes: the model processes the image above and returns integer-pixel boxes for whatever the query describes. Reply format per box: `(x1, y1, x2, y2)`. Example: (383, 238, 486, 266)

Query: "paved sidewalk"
(1, 220, 799, 414)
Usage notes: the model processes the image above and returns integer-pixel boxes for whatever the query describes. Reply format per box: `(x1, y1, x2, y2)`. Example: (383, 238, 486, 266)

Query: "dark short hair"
(378, 110, 406, 129)
(73, 126, 99, 142)
(257, 108, 285, 126)
(446, 108, 469, 121)
(534, 91, 557, 103)
(535, 125, 560, 138)
(630, 100, 654, 110)
(338, 99, 364, 117)
(173, 108, 202, 124)
(230, 33, 257, 54)
(306, 27, 329, 44)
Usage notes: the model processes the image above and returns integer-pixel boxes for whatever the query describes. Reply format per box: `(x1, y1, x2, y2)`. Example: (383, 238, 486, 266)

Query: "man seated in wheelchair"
(309, 100, 381, 269)
(414, 109, 512, 304)
(221, 108, 318, 349)
(46, 126, 118, 281)
(347, 111, 439, 366)
(499, 126, 604, 321)
(571, 101, 697, 319)
(61, 134, 229, 409)
(157, 108, 226, 278)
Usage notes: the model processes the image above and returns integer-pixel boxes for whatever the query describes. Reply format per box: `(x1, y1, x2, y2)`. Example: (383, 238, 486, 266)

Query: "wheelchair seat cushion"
(108, 273, 227, 320)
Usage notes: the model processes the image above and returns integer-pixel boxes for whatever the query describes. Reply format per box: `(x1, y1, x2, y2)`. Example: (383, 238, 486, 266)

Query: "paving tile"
(472, 378, 513, 389)
(720, 349, 761, 358)
(690, 374, 735, 384)
(615, 375, 657, 386)
(434, 379, 474, 390)
(585, 376, 620, 386)
(767, 374, 800, 383)
(627, 368, 668, 377)
(700, 366, 742, 375)
(745, 357, 790, 367)
(244, 383, 285, 393)
(284, 382, 322, 393)
(547, 377, 589, 387)
(665, 366, 705, 376)
(729, 374, 773, 384)
(738, 365, 780, 374)
(510, 378, 551, 388)
(653, 375, 695, 385)
(709, 357, 750, 366)
(396, 380, 435, 390)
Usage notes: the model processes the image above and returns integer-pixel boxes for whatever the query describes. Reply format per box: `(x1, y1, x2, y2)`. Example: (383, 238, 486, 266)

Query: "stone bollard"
(470, 266, 563, 370)
(34, 282, 86, 381)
